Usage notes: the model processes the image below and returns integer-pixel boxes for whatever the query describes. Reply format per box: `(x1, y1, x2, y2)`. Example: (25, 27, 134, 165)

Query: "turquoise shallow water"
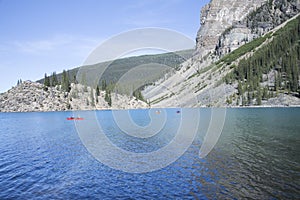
(0, 108, 299, 199)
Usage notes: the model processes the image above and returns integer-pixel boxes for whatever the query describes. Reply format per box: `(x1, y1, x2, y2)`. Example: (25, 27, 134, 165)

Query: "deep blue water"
(0, 108, 299, 199)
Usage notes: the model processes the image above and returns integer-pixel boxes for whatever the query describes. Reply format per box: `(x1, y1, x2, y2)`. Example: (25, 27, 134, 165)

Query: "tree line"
(43, 70, 147, 107)
(43, 70, 71, 92)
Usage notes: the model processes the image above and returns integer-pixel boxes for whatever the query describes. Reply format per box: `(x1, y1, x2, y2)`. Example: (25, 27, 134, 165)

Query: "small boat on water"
(67, 117, 84, 120)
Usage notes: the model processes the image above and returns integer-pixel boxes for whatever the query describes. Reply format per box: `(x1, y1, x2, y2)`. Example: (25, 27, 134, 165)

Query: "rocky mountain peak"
(195, 0, 267, 58)
(215, 0, 300, 57)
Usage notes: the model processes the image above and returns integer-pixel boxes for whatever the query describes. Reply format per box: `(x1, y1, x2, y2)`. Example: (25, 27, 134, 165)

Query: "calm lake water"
(0, 108, 299, 199)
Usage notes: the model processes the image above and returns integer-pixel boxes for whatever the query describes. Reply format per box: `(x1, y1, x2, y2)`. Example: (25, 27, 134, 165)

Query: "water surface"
(0, 108, 299, 199)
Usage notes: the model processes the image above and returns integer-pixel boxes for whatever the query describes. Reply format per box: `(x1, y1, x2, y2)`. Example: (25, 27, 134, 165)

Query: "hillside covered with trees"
(224, 15, 299, 106)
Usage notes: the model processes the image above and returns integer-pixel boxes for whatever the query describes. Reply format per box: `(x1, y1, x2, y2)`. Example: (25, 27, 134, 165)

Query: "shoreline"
(0, 105, 299, 113)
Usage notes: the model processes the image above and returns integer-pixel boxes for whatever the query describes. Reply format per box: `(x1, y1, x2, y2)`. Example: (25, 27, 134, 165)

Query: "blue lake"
(0, 108, 299, 199)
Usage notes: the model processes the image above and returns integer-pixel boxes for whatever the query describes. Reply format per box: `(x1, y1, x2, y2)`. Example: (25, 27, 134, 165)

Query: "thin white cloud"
(13, 38, 67, 53)
(11, 35, 102, 56)
(0, 34, 106, 93)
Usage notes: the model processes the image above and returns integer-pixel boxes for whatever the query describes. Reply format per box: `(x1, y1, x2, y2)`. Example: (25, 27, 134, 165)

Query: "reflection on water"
(0, 108, 299, 199)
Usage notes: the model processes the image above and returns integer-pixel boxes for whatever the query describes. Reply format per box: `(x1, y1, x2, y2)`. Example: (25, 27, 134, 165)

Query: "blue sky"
(0, 0, 209, 92)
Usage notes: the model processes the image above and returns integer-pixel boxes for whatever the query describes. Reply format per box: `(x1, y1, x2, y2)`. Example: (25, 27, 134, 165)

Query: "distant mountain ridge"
(37, 49, 194, 89)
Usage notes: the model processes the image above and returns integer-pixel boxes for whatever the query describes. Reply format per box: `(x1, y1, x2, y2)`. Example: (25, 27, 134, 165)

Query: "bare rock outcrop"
(195, 0, 267, 58)
(0, 81, 148, 112)
(0, 81, 69, 112)
(215, 0, 300, 57)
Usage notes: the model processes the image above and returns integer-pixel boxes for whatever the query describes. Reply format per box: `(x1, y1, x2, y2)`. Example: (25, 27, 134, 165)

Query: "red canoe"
(67, 117, 84, 120)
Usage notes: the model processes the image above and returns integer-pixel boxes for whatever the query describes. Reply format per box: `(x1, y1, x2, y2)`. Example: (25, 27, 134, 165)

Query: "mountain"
(0, 50, 193, 112)
(37, 49, 193, 90)
(143, 0, 300, 107)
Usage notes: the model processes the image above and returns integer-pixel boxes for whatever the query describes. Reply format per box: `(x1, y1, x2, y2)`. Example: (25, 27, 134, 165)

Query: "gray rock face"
(215, 0, 300, 57)
(0, 81, 70, 112)
(0, 81, 148, 112)
(195, 0, 267, 57)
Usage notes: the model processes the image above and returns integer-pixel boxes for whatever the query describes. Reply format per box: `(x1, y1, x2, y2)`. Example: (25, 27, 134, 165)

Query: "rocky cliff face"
(0, 81, 148, 112)
(215, 0, 300, 57)
(195, 0, 267, 58)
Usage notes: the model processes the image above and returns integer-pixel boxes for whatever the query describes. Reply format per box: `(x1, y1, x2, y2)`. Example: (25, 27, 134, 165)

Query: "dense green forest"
(224, 15, 300, 105)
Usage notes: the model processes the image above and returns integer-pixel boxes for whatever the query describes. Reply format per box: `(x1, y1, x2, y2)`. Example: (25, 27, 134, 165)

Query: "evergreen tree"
(73, 75, 77, 84)
(44, 73, 50, 87)
(236, 96, 240, 106)
(101, 80, 107, 91)
(95, 85, 100, 104)
(242, 95, 246, 106)
(90, 89, 95, 106)
(105, 90, 112, 106)
(51, 72, 58, 86)
(61, 70, 70, 92)
(238, 81, 243, 95)
(256, 87, 262, 105)
(262, 86, 269, 100)
(96, 85, 100, 96)
(247, 91, 252, 105)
